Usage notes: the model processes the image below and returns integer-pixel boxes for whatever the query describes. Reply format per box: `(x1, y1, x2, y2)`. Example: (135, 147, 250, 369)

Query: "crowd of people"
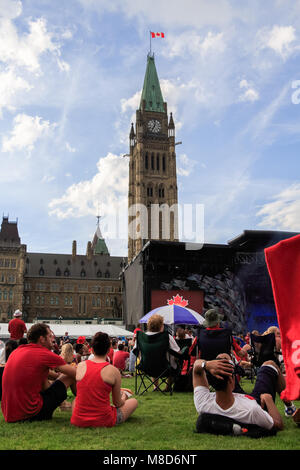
(0, 308, 299, 435)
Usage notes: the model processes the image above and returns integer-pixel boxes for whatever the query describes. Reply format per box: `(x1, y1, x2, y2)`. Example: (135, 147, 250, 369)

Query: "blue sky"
(1, 0, 300, 257)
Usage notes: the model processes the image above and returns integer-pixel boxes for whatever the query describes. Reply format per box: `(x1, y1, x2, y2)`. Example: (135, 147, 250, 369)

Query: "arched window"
(39, 267, 44, 276)
(64, 268, 70, 277)
(151, 153, 154, 170)
(158, 185, 165, 199)
(162, 154, 166, 172)
(156, 153, 160, 171)
(147, 185, 153, 197)
(97, 270, 102, 278)
(56, 268, 61, 276)
(145, 152, 148, 170)
(105, 270, 110, 278)
(80, 269, 86, 278)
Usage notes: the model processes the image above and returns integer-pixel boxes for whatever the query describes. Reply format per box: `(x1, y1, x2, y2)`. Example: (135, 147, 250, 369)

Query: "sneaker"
(284, 403, 297, 417)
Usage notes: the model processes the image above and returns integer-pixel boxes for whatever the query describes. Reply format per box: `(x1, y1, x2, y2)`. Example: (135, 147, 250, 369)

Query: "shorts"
(116, 407, 124, 425)
(29, 380, 67, 421)
(249, 365, 278, 405)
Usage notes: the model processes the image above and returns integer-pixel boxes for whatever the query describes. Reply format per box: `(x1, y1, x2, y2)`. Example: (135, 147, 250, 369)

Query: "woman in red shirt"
(71, 332, 138, 427)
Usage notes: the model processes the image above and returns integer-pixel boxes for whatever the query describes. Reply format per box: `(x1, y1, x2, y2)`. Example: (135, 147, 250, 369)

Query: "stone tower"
(128, 53, 178, 262)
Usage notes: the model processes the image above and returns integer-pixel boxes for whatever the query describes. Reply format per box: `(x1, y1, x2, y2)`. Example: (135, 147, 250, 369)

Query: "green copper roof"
(92, 225, 109, 255)
(140, 54, 165, 113)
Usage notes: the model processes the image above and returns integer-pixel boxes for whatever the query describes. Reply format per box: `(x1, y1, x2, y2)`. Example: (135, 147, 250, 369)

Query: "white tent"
(0, 323, 134, 340)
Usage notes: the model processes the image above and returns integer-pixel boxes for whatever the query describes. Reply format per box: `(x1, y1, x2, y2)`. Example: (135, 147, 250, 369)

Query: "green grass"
(0, 377, 299, 451)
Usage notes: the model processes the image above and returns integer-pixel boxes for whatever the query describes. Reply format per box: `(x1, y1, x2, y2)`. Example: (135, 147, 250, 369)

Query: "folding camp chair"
(197, 328, 233, 360)
(197, 328, 245, 393)
(249, 333, 280, 369)
(134, 330, 184, 396)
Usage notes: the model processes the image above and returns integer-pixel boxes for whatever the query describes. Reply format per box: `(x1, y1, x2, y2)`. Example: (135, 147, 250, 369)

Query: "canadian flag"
(151, 32, 165, 38)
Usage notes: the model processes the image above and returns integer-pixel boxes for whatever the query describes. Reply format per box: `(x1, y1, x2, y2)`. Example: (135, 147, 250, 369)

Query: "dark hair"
(75, 343, 84, 354)
(111, 339, 118, 347)
(91, 332, 111, 356)
(206, 370, 230, 391)
(18, 337, 28, 346)
(27, 323, 50, 344)
(5, 340, 18, 361)
(118, 343, 124, 351)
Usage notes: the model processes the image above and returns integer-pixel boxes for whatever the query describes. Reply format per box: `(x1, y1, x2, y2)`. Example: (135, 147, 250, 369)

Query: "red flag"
(151, 32, 165, 38)
(265, 234, 300, 401)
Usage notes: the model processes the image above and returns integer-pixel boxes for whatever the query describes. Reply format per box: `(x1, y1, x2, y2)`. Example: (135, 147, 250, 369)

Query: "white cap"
(13, 309, 22, 317)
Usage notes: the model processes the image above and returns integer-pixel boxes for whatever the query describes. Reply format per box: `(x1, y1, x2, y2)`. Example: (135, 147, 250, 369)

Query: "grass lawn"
(0, 376, 299, 451)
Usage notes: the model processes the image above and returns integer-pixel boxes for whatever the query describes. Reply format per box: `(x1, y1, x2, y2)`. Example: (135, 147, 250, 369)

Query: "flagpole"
(149, 30, 152, 55)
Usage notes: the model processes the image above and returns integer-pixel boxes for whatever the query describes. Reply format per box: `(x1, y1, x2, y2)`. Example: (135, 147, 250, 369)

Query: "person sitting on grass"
(113, 343, 131, 377)
(71, 332, 138, 428)
(1, 323, 76, 423)
(193, 352, 297, 431)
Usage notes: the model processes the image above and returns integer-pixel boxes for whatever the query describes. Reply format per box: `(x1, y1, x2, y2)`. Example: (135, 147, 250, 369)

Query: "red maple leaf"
(167, 294, 189, 307)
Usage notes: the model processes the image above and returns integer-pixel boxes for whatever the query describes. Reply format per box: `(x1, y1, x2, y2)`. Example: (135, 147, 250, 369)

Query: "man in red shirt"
(8, 310, 27, 341)
(113, 344, 130, 374)
(1, 323, 76, 423)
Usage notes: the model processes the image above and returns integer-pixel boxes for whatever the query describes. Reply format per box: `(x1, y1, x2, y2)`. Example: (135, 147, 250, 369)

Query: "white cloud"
(177, 153, 196, 177)
(49, 152, 129, 220)
(65, 142, 77, 153)
(164, 31, 225, 59)
(257, 183, 300, 231)
(2, 113, 56, 154)
(0, 67, 32, 116)
(258, 25, 297, 59)
(0, 0, 22, 19)
(239, 79, 259, 102)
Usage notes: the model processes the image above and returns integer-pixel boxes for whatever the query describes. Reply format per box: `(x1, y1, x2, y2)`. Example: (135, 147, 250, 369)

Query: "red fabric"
(113, 350, 129, 371)
(265, 234, 300, 401)
(71, 361, 117, 427)
(8, 318, 27, 340)
(1, 344, 65, 422)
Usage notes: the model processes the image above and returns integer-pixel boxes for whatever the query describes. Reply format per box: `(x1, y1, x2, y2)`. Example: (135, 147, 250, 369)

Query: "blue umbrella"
(139, 304, 204, 325)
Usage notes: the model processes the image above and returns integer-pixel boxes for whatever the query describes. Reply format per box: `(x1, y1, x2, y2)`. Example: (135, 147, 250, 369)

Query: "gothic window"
(81, 260, 85, 266)
(53, 259, 57, 265)
(80, 269, 86, 278)
(0, 289, 2, 300)
(64, 297, 69, 306)
(56, 268, 61, 276)
(64, 268, 70, 277)
(156, 154, 160, 171)
(97, 270, 102, 278)
(11, 259, 16, 268)
(105, 270, 110, 278)
(97, 297, 101, 307)
(94, 261, 98, 267)
(40, 258, 43, 264)
(162, 154, 166, 172)
(151, 153, 154, 170)
(67, 260, 71, 266)
(147, 185, 153, 197)
(39, 267, 44, 276)
(145, 152, 148, 170)
(158, 185, 165, 199)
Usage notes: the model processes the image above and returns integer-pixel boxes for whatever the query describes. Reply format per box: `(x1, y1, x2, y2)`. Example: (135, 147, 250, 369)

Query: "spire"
(91, 215, 109, 255)
(140, 54, 165, 113)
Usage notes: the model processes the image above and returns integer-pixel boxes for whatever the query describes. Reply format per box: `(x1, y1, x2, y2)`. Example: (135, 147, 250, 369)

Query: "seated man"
(193, 353, 288, 431)
(1, 323, 76, 423)
(113, 344, 130, 376)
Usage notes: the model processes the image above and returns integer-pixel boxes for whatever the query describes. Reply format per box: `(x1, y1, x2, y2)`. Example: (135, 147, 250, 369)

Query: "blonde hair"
(60, 343, 74, 364)
(263, 326, 280, 336)
(147, 314, 164, 332)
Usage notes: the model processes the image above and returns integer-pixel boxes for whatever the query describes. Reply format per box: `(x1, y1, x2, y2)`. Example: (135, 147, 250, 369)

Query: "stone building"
(0, 216, 126, 323)
(128, 53, 179, 263)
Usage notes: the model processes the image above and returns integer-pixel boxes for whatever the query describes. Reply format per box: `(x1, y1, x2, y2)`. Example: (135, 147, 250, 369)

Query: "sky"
(1, 0, 300, 257)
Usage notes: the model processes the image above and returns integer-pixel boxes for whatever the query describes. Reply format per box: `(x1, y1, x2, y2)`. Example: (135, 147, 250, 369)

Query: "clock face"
(147, 119, 161, 133)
